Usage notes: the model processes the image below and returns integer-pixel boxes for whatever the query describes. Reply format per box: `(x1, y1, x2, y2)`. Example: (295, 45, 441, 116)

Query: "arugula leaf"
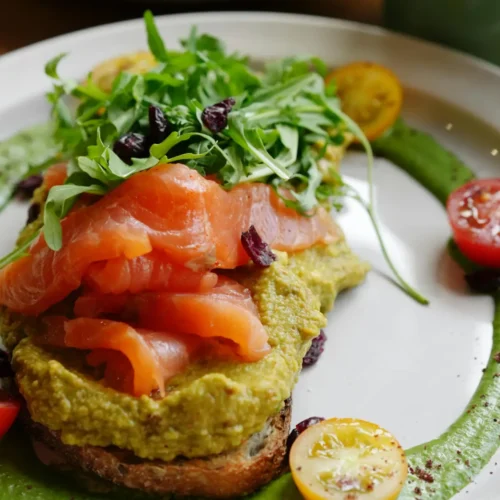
(76, 157, 107, 183)
(219, 144, 245, 185)
(290, 160, 323, 213)
(108, 106, 137, 137)
(226, 120, 290, 180)
(111, 72, 135, 96)
(150, 131, 193, 158)
(73, 76, 109, 102)
(46, 184, 106, 204)
(0, 231, 39, 270)
(144, 10, 168, 62)
(106, 148, 137, 177)
(53, 98, 73, 128)
(310, 56, 327, 77)
(252, 73, 321, 103)
(184, 26, 199, 54)
(143, 72, 184, 87)
(165, 150, 213, 163)
(43, 204, 63, 251)
(276, 124, 299, 167)
(43, 182, 107, 250)
(44, 53, 67, 79)
(132, 76, 145, 103)
(182, 29, 225, 54)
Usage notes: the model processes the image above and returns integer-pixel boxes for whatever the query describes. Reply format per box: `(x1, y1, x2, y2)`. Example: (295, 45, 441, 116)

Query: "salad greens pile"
(1, 13, 341, 254)
(0, 11, 427, 304)
(41, 10, 362, 252)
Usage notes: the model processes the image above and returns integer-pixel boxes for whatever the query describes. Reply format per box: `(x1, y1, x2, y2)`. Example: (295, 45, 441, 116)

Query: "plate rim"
(1, 10, 500, 500)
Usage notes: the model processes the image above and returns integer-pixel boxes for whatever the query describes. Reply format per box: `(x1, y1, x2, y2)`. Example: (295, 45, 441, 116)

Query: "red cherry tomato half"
(447, 179, 500, 268)
(0, 393, 20, 438)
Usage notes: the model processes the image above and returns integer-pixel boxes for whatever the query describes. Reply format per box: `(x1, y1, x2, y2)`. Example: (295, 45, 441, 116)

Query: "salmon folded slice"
(0, 163, 338, 315)
(43, 163, 68, 190)
(84, 250, 218, 295)
(74, 278, 270, 362)
(41, 317, 201, 397)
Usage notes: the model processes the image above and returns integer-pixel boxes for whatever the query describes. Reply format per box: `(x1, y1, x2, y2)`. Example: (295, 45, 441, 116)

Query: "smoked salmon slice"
(84, 250, 218, 295)
(41, 317, 200, 397)
(43, 163, 68, 190)
(0, 163, 338, 315)
(74, 278, 271, 362)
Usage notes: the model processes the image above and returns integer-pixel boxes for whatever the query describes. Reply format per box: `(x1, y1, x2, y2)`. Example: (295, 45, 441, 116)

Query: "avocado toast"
(0, 13, 372, 497)
(0, 167, 368, 497)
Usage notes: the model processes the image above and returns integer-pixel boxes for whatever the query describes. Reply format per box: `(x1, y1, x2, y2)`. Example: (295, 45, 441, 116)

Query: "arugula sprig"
(13, 10, 427, 304)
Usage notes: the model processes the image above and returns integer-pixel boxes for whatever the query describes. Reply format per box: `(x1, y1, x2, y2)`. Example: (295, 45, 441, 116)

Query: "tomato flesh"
(447, 179, 500, 268)
(0, 393, 20, 438)
(325, 62, 403, 141)
(290, 417, 408, 500)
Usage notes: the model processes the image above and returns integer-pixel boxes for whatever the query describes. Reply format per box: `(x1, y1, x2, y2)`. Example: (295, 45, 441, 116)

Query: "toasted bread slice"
(25, 398, 291, 499)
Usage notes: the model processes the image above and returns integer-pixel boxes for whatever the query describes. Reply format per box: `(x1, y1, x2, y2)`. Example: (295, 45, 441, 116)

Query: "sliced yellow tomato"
(326, 62, 403, 141)
(91, 51, 157, 93)
(290, 418, 408, 500)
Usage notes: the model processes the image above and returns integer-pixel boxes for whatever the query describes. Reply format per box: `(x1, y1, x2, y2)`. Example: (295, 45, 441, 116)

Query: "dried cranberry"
(16, 175, 43, 199)
(202, 97, 236, 134)
(26, 203, 40, 224)
(148, 106, 170, 144)
(286, 417, 325, 452)
(0, 350, 13, 378)
(286, 428, 300, 452)
(303, 330, 327, 367)
(296, 417, 325, 434)
(465, 269, 500, 294)
(113, 133, 149, 165)
(241, 225, 277, 268)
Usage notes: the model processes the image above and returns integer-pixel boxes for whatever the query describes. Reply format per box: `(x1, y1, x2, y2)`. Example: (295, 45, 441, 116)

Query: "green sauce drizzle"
(0, 123, 60, 210)
(254, 119, 500, 499)
(400, 293, 500, 498)
(374, 120, 500, 499)
(371, 118, 476, 206)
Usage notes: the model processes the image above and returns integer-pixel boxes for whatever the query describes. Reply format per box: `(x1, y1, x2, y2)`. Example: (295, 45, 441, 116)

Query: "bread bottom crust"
(26, 398, 292, 499)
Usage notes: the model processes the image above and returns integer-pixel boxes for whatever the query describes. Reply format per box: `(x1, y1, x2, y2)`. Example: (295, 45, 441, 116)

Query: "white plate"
(1, 11, 500, 499)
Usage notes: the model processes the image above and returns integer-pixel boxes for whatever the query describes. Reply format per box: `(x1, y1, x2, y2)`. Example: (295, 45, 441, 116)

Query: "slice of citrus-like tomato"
(290, 417, 408, 500)
(326, 62, 403, 141)
(447, 178, 500, 268)
(91, 51, 157, 93)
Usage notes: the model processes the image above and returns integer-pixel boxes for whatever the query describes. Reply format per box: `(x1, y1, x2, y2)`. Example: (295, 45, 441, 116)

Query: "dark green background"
(385, 0, 500, 66)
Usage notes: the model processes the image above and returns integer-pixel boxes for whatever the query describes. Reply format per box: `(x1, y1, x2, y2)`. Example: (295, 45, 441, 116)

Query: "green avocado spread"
(3, 237, 369, 462)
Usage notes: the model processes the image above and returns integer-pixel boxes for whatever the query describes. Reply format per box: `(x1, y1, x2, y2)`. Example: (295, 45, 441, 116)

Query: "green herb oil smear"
(0, 123, 60, 210)
(376, 119, 500, 499)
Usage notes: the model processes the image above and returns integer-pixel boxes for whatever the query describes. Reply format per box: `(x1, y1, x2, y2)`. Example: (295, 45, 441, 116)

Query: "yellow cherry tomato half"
(290, 418, 408, 500)
(326, 62, 403, 141)
(91, 51, 157, 93)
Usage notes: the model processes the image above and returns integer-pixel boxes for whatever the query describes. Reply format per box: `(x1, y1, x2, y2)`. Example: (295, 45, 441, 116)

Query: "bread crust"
(26, 398, 291, 498)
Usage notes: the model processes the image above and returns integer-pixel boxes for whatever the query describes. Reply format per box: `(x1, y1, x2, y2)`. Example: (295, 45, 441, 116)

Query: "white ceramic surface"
(1, 12, 500, 499)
